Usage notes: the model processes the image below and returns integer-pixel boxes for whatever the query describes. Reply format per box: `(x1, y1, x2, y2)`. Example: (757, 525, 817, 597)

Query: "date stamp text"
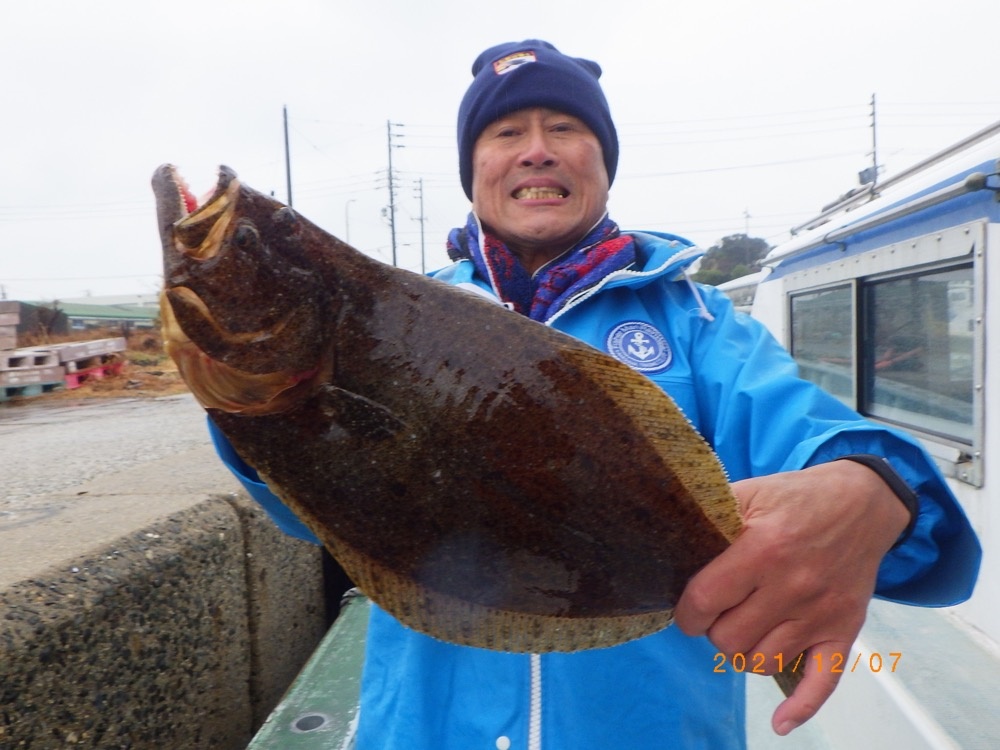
(713, 651, 902, 674)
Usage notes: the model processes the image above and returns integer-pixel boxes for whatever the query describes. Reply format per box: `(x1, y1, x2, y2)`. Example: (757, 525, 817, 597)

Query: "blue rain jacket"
(209, 230, 980, 750)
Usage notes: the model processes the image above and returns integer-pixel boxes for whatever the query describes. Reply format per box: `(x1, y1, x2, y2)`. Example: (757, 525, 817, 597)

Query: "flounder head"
(153, 165, 333, 415)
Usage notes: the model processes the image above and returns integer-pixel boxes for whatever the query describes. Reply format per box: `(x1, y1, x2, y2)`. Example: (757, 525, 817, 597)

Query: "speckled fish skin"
(153, 164, 743, 653)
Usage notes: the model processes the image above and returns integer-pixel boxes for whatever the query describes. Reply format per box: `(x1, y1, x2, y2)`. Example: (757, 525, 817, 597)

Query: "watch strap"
(839, 454, 919, 549)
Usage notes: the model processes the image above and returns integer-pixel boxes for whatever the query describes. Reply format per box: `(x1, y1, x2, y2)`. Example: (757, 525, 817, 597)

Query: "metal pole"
(417, 178, 426, 274)
(387, 120, 397, 266)
(284, 105, 293, 207)
(870, 93, 878, 187)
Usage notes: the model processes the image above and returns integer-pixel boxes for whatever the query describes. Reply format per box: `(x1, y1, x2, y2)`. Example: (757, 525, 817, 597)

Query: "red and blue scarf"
(446, 214, 636, 322)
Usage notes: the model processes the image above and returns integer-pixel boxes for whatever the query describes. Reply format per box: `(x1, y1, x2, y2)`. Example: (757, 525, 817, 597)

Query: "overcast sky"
(2, 0, 998, 302)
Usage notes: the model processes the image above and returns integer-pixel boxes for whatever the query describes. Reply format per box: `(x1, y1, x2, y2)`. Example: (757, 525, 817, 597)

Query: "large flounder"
(153, 164, 744, 654)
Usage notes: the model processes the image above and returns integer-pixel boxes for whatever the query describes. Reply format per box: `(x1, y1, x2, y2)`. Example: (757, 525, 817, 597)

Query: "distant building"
(57, 302, 158, 332)
(1, 299, 159, 349)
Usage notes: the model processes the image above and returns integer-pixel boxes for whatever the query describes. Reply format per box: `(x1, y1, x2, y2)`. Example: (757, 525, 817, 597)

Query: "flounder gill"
(153, 164, 744, 654)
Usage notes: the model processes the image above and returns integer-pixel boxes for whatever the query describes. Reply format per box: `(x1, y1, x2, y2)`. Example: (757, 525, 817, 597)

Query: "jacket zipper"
(529, 654, 542, 750)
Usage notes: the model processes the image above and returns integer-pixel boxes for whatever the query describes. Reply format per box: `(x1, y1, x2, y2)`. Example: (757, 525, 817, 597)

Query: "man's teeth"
(514, 187, 567, 199)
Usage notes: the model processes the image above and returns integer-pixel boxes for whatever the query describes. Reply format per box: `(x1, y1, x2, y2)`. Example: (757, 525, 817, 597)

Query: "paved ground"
(1, 393, 209, 509)
(0, 393, 237, 590)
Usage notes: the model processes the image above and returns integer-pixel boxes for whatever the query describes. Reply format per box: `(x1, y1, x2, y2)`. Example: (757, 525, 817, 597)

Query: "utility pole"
(283, 105, 293, 207)
(869, 93, 879, 187)
(386, 121, 404, 266)
(856, 95, 880, 186)
(414, 178, 427, 274)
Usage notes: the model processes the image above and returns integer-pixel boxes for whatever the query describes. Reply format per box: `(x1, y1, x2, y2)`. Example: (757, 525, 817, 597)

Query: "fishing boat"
(732, 120, 1000, 749)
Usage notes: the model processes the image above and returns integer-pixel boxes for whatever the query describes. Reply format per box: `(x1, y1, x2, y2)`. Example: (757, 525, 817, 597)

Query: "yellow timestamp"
(713, 651, 903, 674)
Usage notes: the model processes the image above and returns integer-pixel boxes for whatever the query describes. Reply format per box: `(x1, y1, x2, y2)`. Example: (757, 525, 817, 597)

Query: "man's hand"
(673, 460, 911, 735)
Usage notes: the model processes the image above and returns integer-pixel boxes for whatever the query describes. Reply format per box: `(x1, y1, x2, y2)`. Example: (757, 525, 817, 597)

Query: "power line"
(623, 151, 859, 179)
(621, 125, 867, 147)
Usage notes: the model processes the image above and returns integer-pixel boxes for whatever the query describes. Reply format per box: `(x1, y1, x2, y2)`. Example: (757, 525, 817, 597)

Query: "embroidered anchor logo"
(626, 332, 656, 361)
(607, 321, 672, 373)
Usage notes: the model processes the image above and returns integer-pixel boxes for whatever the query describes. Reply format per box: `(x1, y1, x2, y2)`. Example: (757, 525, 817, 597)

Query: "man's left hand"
(673, 460, 911, 735)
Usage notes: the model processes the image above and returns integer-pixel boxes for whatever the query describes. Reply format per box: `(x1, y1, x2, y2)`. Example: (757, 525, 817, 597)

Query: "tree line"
(691, 234, 770, 286)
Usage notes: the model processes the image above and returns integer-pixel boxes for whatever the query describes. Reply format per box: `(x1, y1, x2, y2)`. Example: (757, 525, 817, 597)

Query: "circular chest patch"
(606, 321, 673, 373)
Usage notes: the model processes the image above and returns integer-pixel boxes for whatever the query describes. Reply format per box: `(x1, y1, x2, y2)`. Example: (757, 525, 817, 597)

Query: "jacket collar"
(624, 231, 704, 280)
(431, 230, 713, 322)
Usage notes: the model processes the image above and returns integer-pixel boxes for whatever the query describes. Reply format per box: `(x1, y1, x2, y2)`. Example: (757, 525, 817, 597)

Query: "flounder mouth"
(155, 164, 233, 214)
(170, 168, 241, 263)
(154, 164, 245, 266)
(154, 164, 330, 416)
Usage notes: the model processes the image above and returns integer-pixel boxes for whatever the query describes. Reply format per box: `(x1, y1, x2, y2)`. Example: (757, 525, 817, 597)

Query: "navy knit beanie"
(457, 40, 619, 200)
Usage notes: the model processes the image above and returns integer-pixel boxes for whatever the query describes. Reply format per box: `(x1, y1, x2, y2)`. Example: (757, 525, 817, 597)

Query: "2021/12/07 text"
(713, 652, 903, 674)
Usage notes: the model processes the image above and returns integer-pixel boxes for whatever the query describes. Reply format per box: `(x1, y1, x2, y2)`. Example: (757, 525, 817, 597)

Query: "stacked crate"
(0, 348, 64, 402)
(0, 301, 18, 350)
(0, 337, 128, 402)
(58, 337, 127, 389)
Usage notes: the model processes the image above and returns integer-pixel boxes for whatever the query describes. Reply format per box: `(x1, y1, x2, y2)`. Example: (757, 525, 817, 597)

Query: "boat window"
(790, 285, 854, 407)
(789, 265, 975, 444)
(861, 266, 975, 443)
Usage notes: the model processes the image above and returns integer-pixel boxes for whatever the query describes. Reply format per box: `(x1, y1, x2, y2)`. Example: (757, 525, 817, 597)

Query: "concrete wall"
(0, 445, 329, 750)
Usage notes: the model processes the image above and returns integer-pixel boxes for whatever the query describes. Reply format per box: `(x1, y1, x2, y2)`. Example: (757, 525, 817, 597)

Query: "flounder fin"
(328, 539, 677, 653)
(558, 345, 743, 544)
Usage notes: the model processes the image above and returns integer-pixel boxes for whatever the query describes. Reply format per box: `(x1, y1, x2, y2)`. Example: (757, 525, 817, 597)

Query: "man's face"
(471, 107, 609, 268)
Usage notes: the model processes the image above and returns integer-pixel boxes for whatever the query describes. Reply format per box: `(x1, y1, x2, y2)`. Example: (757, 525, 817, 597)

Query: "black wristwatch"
(839, 454, 920, 549)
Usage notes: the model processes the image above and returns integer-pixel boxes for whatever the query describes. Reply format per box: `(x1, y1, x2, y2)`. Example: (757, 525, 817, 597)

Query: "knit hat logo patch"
(493, 51, 537, 75)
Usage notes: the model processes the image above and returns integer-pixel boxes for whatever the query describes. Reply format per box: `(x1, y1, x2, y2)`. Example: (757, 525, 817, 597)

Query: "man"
(213, 40, 979, 748)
